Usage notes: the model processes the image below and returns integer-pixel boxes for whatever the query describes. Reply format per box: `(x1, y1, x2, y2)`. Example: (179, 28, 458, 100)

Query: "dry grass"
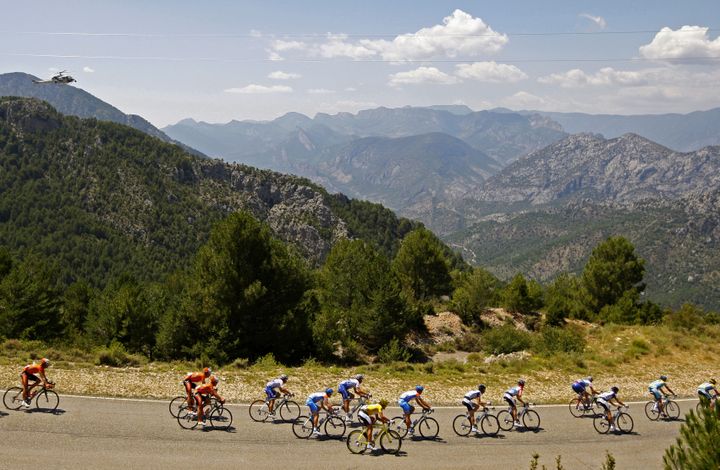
(0, 323, 716, 405)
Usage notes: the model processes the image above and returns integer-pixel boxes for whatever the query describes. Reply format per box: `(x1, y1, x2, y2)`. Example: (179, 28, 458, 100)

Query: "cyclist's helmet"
(325, 388, 334, 396)
(203, 367, 212, 376)
(40, 358, 50, 367)
(210, 376, 219, 386)
(478, 384, 486, 393)
(354, 374, 364, 382)
(611, 386, 619, 393)
(660, 375, 668, 381)
(711, 379, 717, 385)
(518, 379, 526, 386)
(280, 374, 289, 382)
(586, 376, 593, 383)
(415, 385, 424, 393)
(379, 399, 389, 409)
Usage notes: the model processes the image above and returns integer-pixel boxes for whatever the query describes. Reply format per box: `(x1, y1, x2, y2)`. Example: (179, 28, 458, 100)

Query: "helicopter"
(32, 71, 76, 85)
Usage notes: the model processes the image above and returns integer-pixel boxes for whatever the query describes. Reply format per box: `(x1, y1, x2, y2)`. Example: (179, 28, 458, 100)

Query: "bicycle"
(695, 395, 717, 413)
(569, 394, 599, 418)
(169, 384, 220, 418)
(594, 406, 634, 434)
(4, 382, 59, 412)
(249, 393, 301, 423)
(343, 393, 371, 422)
(292, 409, 347, 439)
(644, 395, 680, 421)
(346, 421, 402, 454)
(452, 405, 500, 437)
(497, 403, 540, 431)
(390, 408, 439, 439)
(177, 397, 233, 430)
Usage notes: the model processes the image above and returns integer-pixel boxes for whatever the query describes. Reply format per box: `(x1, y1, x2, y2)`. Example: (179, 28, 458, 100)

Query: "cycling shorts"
(572, 383, 585, 394)
(462, 399, 477, 412)
(650, 389, 662, 400)
(265, 387, 279, 400)
(306, 400, 320, 415)
(338, 385, 354, 401)
(503, 394, 516, 408)
(398, 400, 413, 414)
(358, 410, 373, 426)
(23, 372, 40, 382)
(596, 398, 610, 412)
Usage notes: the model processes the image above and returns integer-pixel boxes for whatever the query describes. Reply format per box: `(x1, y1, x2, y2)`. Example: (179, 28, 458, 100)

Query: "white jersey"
(505, 385, 523, 397)
(339, 378, 360, 390)
(399, 390, 420, 402)
(598, 391, 616, 402)
(266, 378, 283, 390)
(464, 390, 483, 401)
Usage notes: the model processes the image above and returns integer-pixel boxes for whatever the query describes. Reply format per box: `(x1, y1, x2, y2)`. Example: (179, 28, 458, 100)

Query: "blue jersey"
(307, 392, 327, 403)
(649, 380, 665, 391)
(698, 383, 715, 393)
(464, 390, 483, 400)
(339, 378, 359, 390)
(399, 391, 419, 403)
(505, 385, 523, 397)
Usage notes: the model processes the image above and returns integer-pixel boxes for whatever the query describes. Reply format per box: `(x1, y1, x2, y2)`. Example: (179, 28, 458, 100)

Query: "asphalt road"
(0, 395, 687, 469)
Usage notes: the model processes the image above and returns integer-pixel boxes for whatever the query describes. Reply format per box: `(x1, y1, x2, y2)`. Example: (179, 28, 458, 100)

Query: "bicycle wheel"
(3, 387, 24, 410)
(480, 414, 500, 437)
(452, 415, 472, 436)
(210, 406, 233, 430)
(418, 416, 439, 439)
(380, 430, 402, 455)
(249, 399, 270, 422)
(593, 416, 610, 434)
(696, 401, 703, 413)
(616, 412, 634, 433)
(35, 389, 59, 412)
(568, 398, 585, 418)
(496, 410, 514, 431)
(279, 400, 301, 422)
(324, 415, 347, 438)
(292, 415, 314, 439)
(522, 410, 540, 431)
(169, 396, 189, 418)
(346, 429, 368, 454)
(389, 416, 408, 438)
(644, 401, 660, 421)
(177, 410, 199, 429)
(665, 400, 680, 420)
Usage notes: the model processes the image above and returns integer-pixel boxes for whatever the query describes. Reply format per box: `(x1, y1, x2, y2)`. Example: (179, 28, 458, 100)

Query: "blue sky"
(2, 0, 719, 126)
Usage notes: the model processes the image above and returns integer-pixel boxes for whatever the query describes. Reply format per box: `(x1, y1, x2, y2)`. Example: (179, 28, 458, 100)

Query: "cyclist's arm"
(323, 397, 334, 412)
(356, 386, 368, 397)
(379, 411, 389, 423)
(39, 370, 50, 386)
(664, 385, 676, 395)
(210, 390, 225, 403)
(416, 397, 431, 410)
(612, 398, 626, 407)
(589, 386, 597, 395)
(279, 387, 291, 395)
(516, 393, 526, 406)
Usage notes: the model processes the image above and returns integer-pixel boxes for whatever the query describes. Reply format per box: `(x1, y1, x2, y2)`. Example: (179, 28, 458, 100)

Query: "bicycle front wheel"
(346, 429, 368, 454)
(380, 430, 402, 454)
(480, 414, 500, 437)
(279, 400, 301, 422)
(3, 387, 24, 410)
(210, 406, 233, 430)
(452, 415, 472, 436)
(665, 400, 680, 420)
(644, 401, 660, 420)
(324, 415, 347, 438)
(389, 416, 408, 438)
(616, 412, 634, 433)
(568, 398, 585, 418)
(249, 399, 270, 422)
(292, 415, 314, 439)
(418, 416, 439, 439)
(496, 410, 514, 431)
(593, 416, 610, 434)
(522, 410, 540, 431)
(169, 396, 188, 418)
(177, 410, 199, 430)
(36, 390, 59, 412)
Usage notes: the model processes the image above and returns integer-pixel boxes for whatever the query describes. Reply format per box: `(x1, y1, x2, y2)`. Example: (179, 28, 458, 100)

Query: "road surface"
(1, 395, 686, 469)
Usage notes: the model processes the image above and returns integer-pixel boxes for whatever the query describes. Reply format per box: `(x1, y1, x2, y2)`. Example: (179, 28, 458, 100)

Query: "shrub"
(533, 326, 586, 355)
(454, 332, 484, 352)
(376, 338, 412, 363)
(253, 353, 279, 369)
(95, 341, 145, 367)
(482, 324, 532, 355)
(230, 358, 250, 369)
(664, 405, 720, 469)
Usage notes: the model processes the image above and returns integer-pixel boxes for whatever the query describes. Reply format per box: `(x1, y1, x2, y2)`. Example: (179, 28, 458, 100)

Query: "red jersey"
(184, 372, 206, 383)
(23, 363, 46, 375)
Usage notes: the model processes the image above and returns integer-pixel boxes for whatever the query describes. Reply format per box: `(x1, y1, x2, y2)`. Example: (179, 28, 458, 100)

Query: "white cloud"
(307, 88, 335, 94)
(345, 87, 357, 92)
(249, 30, 262, 38)
(455, 61, 527, 83)
(579, 13, 607, 30)
(83, 66, 95, 73)
(224, 84, 293, 94)
(268, 71, 301, 80)
(267, 51, 284, 61)
(501, 91, 547, 109)
(319, 33, 376, 59)
(538, 67, 648, 87)
(272, 40, 306, 52)
(388, 66, 459, 87)
(640, 26, 720, 62)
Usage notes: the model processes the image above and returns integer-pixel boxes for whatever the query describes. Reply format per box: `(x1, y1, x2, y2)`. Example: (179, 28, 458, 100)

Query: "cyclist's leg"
(195, 393, 204, 422)
(21, 372, 29, 400)
(184, 381, 194, 410)
(308, 401, 320, 429)
(265, 387, 276, 412)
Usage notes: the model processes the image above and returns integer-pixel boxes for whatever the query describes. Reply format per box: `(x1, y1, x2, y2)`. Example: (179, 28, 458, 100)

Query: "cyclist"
(338, 374, 369, 420)
(183, 367, 211, 412)
(306, 388, 335, 436)
(462, 384, 489, 433)
(571, 376, 597, 408)
(265, 374, 291, 417)
(21, 358, 52, 408)
(194, 375, 225, 426)
(697, 379, 719, 409)
(649, 375, 676, 417)
(398, 385, 432, 435)
(358, 399, 390, 451)
(596, 386, 627, 432)
(503, 379, 526, 427)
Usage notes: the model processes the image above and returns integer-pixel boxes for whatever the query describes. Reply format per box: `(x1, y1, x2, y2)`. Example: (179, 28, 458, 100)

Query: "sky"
(1, 0, 720, 127)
